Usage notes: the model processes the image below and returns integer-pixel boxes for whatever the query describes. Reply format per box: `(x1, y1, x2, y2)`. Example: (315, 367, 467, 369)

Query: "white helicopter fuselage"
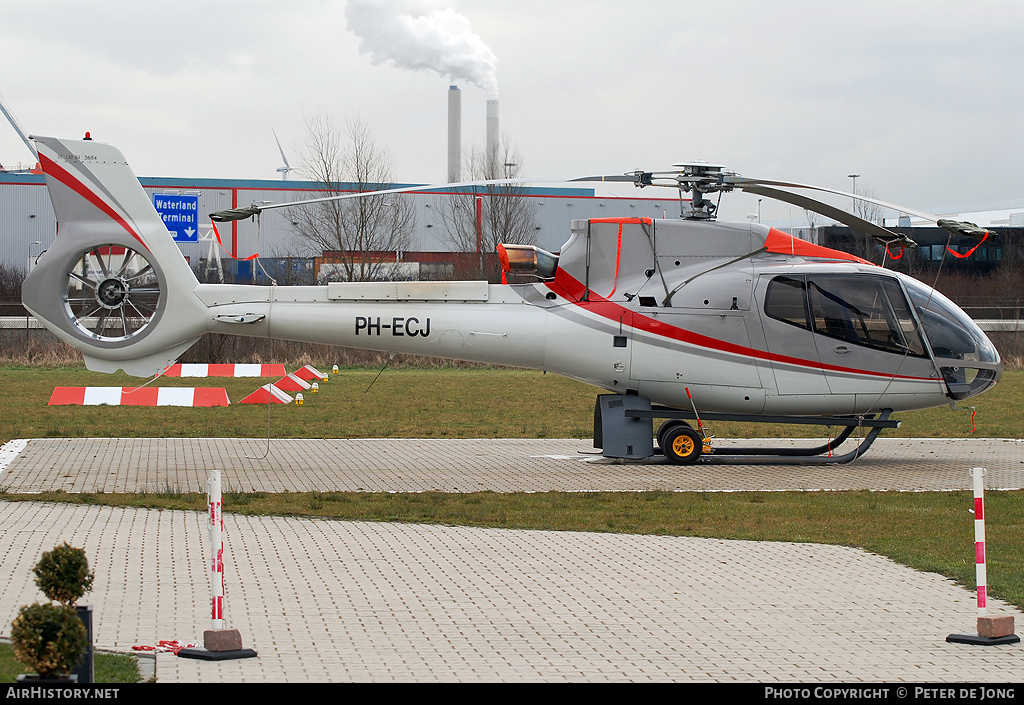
(21, 135, 1001, 423)
(192, 260, 983, 418)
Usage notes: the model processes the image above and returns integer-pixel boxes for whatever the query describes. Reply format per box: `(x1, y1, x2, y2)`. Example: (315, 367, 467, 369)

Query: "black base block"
(947, 632, 1020, 646)
(176, 647, 258, 661)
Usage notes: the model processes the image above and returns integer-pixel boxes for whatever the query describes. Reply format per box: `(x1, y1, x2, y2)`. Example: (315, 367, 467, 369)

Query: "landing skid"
(592, 393, 899, 466)
(649, 407, 896, 466)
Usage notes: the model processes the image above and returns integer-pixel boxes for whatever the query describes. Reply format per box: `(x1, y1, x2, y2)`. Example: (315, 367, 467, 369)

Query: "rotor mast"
(673, 162, 729, 220)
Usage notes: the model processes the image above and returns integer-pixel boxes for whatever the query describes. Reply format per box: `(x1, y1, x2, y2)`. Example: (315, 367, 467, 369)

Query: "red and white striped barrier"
(49, 387, 230, 407)
(293, 365, 329, 382)
(163, 363, 286, 378)
(237, 384, 293, 405)
(973, 467, 988, 617)
(273, 373, 311, 392)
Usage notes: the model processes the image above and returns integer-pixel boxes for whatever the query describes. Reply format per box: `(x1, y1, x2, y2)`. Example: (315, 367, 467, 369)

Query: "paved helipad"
(2, 436, 1024, 493)
(1, 436, 1022, 683)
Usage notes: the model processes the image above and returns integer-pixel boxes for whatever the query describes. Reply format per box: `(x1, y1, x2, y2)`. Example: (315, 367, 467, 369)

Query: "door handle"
(833, 345, 851, 355)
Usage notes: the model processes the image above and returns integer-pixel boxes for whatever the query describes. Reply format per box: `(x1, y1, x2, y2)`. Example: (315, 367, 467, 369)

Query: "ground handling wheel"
(661, 423, 704, 465)
(657, 420, 692, 454)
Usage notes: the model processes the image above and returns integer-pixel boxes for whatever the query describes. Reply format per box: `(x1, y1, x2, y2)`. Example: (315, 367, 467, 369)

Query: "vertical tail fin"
(22, 136, 209, 376)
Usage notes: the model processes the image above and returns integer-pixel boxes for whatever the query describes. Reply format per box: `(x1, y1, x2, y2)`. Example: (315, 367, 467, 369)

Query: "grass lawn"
(0, 643, 141, 683)
(1, 366, 1022, 444)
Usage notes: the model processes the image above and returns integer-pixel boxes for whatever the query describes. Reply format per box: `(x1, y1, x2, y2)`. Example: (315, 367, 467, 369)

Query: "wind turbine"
(273, 129, 295, 180)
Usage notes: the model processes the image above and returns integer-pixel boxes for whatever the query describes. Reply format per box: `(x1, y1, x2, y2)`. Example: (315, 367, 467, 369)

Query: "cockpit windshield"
(902, 277, 1000, 399)
(902, 279, 999, 364)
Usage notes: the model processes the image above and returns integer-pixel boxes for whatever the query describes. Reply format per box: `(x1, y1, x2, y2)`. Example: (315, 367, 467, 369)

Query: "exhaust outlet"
(497, 244, 559, 279)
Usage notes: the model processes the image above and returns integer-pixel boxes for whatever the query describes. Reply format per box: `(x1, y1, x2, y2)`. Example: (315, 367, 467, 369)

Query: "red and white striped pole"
(948, 467, 1018, 645)
(208, 468, 225, 629)
(971, 467, 987, 618)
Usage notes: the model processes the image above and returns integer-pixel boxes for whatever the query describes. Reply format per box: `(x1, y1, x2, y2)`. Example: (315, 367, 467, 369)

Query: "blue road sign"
(154, 194, 199, 242)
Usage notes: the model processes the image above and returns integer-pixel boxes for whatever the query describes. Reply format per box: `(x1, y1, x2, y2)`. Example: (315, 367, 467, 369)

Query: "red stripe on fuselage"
(39, 153, 148, 251)
(545, 269, 933, 382)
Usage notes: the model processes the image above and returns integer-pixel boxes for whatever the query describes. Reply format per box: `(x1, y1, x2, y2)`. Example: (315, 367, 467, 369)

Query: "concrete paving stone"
(2, 437, 1023, 494)
(1, 436, 1023, 682)
(0, 501, 1022, 683)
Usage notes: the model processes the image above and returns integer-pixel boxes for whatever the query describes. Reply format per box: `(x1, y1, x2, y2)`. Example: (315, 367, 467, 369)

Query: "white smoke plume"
(345, 0, 499, 98)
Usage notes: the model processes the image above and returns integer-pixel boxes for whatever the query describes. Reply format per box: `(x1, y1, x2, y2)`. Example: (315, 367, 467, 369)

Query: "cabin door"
(805, 274, 940, 399)
(757, 274, 831, 397)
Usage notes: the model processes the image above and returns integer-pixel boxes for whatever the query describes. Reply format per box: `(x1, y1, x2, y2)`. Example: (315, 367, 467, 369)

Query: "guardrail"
(973, 320, 1024, 332)
(1, 316, 43, 329)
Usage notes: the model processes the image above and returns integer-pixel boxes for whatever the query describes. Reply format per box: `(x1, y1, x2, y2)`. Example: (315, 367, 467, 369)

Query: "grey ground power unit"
(594, 394, 654, 459)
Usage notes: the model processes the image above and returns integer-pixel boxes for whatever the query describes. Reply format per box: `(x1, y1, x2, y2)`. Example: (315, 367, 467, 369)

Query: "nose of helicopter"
(940, 363, 1001, 401)
(900, 276, 1002, 401)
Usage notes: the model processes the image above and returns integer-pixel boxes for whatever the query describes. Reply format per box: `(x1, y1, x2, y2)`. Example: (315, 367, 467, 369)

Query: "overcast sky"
(2, 0, 1022, 224)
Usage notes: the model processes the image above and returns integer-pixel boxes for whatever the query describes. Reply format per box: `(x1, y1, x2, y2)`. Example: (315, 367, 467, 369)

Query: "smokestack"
(486, 98, 499, 177)
(447, 85, 461, 183)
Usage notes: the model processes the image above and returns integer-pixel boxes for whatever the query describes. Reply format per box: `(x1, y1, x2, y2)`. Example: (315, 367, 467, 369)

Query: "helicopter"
(20, 135, 1001, 465)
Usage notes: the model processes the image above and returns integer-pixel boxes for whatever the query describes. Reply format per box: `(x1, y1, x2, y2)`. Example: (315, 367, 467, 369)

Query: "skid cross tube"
(708, 424, 859, 457)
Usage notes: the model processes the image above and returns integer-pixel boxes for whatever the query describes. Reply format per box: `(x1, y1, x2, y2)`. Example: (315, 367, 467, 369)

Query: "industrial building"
(0, 84, 680, 281)
(0, 169, 680, 280)
(3, 83, 1020, 290)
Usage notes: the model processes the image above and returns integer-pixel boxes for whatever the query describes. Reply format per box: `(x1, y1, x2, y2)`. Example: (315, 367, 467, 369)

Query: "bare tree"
(289, 113, 416, 282)
(437, 136, 538, 281)
(841, 184, 886, 262)
(852, 185, 885, 226)
(0, 262, 25, 301)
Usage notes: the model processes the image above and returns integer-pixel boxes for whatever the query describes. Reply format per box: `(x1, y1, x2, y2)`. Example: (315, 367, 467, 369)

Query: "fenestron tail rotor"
(63, 245, 162, 342)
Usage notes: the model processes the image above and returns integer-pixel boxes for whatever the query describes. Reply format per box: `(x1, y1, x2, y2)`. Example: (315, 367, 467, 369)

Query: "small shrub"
(10, 603, 87, 679)
(33, 543, 94, 607)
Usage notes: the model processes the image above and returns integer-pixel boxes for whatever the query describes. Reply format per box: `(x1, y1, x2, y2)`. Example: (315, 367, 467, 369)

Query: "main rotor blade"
(208, 175, 563, 223)
(738, 184, 917, 247)
(936, 219, 992, 239)
(569, 173, 650, 185)
(210, 205, 263, 223)
(1, 93, 37, 159)
(207, 165, 988, 246)
(723, 175, 988, 238)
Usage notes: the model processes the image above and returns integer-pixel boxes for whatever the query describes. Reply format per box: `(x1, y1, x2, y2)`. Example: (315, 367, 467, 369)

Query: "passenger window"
(764, 277, 809, 330)
(806, 275, 924, 356)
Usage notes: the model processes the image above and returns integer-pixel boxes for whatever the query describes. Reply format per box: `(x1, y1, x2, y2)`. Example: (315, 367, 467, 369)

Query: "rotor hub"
(671, 162, 733, 220)
(96, 277, 129, 309)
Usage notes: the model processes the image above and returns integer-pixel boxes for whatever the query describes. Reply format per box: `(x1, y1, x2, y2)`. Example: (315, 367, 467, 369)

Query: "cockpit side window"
(804, 275, 926, 356)
(764, 276, 810, 330)
(881, 279, 927, 356)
